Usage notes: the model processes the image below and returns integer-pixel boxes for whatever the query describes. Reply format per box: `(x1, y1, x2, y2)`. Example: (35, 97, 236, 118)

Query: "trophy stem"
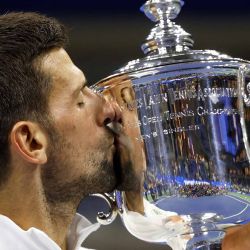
(140, 0, 194, 55)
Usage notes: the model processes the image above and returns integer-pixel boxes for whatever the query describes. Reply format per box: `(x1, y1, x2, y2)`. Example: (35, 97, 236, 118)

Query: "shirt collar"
(0, 213, 100, 250)
(67, 213, 100, 250)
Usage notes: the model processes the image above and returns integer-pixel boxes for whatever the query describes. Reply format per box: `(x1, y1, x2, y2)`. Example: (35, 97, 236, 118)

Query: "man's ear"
(10, 121, 48, 164)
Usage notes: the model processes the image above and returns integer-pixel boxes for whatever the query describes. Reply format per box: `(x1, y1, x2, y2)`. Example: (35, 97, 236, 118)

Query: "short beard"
(41, 125, 117, 208)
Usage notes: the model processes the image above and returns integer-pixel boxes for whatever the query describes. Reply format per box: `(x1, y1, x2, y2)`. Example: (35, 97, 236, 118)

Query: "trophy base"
(186, 230, 225, 250)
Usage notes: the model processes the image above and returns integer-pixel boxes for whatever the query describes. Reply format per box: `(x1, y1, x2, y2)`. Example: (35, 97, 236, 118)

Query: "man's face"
(40, 48, 117, 204)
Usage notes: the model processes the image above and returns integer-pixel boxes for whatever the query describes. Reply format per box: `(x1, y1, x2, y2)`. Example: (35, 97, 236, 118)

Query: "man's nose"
(97, 94, 122, 126)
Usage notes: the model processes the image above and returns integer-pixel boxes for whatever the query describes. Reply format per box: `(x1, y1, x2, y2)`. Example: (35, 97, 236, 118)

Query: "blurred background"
(1, 1, 249, 249)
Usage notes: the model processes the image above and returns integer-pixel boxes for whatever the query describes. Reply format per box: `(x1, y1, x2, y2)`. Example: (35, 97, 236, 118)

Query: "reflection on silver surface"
(93, 0, 250, 248)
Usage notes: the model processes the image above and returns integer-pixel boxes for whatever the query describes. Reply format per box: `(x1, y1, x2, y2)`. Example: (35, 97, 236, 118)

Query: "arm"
(222, 223, 250, 250)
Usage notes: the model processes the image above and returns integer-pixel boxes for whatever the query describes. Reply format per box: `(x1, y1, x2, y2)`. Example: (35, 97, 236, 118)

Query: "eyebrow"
(73, 81, 87, 96)
(81, 81, 87, 89)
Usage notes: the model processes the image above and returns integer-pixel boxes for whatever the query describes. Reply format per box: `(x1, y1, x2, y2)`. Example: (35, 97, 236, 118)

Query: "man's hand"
(105, 84, 146, 215)
(112, 122, 145, 215)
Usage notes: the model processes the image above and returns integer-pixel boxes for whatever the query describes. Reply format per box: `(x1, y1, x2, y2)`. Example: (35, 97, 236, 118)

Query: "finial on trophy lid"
(141, 0, 194, 55)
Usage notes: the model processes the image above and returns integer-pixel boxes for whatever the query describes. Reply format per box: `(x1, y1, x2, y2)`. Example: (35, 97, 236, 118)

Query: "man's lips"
(106, 122, 124, 151)
(105, 122, 123, 135)
(106, 122, 132, 153)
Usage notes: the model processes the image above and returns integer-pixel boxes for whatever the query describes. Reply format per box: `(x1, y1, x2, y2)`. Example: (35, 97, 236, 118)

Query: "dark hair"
(0, 12, 68, 185)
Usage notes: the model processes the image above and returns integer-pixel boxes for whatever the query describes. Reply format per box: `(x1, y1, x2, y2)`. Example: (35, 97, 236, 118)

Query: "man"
(0, 12, 144, 250)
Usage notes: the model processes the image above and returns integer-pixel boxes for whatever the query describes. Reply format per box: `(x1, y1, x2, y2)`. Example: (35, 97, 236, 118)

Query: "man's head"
(0, 12, 67, 185)
(0, 12, 118, 205)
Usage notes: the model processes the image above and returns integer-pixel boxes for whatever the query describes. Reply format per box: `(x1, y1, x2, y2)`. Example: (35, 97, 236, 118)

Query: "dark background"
(1, 1, 249, 249)
(1, 0, 250, 84)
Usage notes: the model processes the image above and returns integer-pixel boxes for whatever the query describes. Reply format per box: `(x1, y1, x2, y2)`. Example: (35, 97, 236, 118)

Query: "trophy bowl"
(92, 0, 250, 249)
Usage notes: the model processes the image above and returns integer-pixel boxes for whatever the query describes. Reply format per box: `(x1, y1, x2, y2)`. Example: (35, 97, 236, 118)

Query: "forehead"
(40, 48, 86, 93)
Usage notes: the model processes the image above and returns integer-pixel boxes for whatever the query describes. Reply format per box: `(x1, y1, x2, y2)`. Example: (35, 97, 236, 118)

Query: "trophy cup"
(92, 0, 250, 249)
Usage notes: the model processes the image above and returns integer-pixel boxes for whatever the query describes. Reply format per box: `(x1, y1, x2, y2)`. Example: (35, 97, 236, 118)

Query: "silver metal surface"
(141, 0, 193, 55)
(91, 193, 121, 225)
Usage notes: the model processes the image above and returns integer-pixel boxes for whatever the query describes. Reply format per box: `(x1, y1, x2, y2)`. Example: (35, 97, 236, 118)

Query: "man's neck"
(0, 170, 78, 250)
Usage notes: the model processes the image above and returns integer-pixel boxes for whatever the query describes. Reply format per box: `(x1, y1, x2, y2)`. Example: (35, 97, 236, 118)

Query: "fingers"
(168, 215, 185, 223)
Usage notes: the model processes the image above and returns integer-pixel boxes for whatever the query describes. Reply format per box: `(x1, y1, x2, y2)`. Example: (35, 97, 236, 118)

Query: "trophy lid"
(114, 0, 247, 75)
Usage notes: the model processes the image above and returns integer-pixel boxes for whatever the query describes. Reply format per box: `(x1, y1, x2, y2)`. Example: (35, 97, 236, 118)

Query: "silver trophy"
(92, 0, 250, 249)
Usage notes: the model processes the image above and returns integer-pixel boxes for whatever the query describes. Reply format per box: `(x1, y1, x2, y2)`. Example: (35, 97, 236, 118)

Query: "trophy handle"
(91, 192, 122, 225)
(238, 64, 250, 161)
